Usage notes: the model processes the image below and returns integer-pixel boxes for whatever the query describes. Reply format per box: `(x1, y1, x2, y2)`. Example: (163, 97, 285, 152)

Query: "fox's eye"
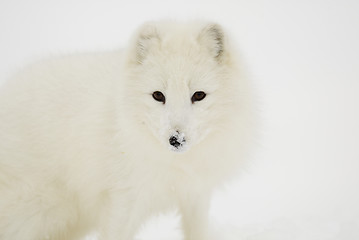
(191, 91, 206, 103)
(152, 91, 166, 104)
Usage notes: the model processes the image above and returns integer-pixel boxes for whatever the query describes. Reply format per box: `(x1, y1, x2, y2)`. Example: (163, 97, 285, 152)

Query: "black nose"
(169, 136, 181, 148)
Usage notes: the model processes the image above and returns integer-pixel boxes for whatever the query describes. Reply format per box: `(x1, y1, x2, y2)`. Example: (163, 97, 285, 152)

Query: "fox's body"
(0, 21, 254, 240)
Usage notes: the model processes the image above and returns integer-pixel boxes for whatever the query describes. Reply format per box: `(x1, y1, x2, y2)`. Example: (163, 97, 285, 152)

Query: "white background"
(1, 0, 358, 239)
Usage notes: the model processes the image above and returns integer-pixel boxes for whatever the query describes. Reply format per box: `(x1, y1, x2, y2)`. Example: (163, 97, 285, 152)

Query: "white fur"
(0, 21, 255, 240)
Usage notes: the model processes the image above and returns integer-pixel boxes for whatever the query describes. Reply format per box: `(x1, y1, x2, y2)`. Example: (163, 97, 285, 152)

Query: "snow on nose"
(168, 131, 186, 152)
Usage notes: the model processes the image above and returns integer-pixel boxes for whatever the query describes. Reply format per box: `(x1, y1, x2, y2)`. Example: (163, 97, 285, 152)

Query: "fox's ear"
(135, 23, 160, 64)
(198, 23, 225, 61)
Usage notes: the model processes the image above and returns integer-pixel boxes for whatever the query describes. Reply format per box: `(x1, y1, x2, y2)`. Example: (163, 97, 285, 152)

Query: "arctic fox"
(0, 21, 254, 240)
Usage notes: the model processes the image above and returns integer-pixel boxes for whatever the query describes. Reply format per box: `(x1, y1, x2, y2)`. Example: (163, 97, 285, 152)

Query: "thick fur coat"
(0, 21, 254, 240)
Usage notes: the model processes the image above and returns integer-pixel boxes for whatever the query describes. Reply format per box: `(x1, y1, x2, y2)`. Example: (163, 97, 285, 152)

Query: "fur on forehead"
(126, 20, 227, 65)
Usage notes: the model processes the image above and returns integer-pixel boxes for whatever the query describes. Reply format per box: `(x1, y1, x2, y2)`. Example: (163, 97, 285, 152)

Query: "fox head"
(122, 21, 240, 153)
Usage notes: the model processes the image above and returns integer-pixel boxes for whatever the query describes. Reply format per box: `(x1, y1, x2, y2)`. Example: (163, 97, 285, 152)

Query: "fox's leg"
(98, 192, 144, 240)
(179, 191, 211, 240)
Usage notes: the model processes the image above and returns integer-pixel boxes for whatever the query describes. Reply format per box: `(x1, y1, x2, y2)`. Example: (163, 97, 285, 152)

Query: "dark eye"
(191, 91, 206, 103)
(152, 91, 166, 104)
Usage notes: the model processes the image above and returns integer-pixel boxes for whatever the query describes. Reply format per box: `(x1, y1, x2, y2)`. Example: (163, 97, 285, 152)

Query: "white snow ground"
(84, 209, 359, 240)
(1, 0, 359, 239)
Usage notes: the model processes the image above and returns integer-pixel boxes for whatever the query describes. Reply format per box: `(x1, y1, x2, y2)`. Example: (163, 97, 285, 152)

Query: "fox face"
(145, 63, 215, 153)
(124, 21, 235, 153)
